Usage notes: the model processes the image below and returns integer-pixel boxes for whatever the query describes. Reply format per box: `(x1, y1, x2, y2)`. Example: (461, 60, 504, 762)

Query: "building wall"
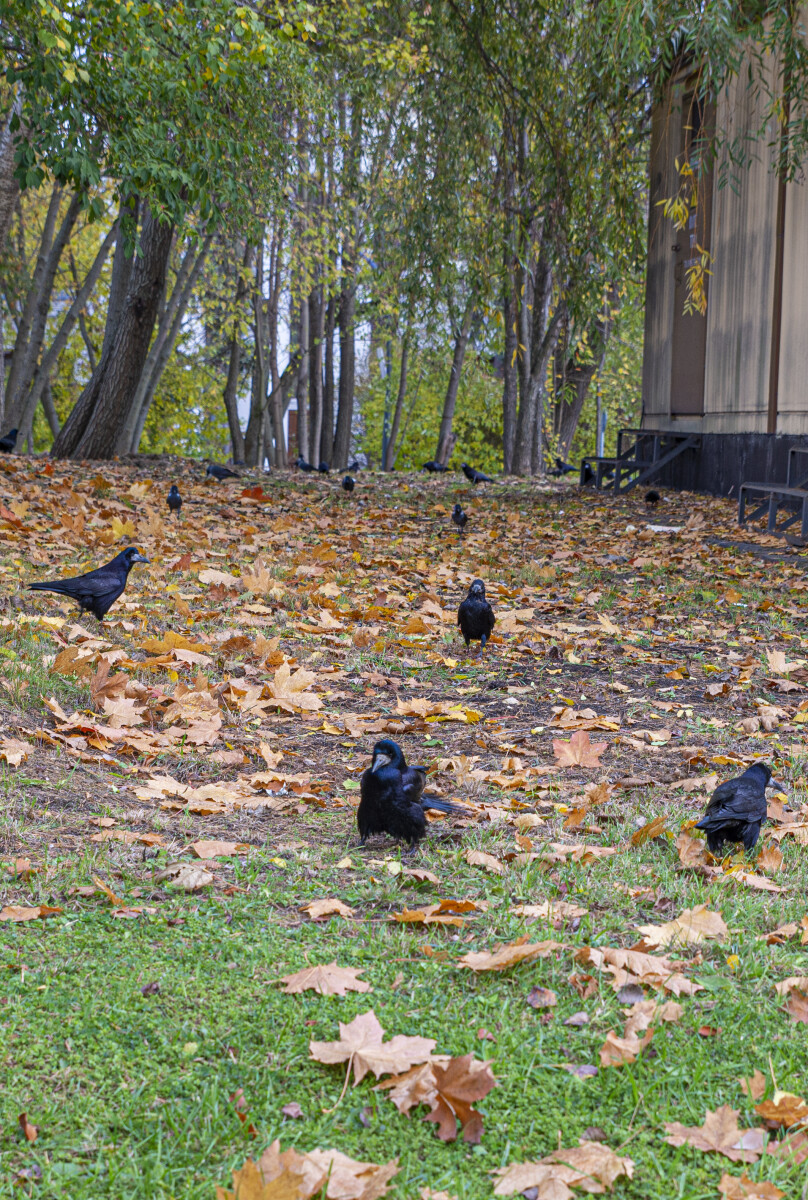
(776, 174, 808, 434)
(700, 62, 779, 433)
(642, 88, 681, 425)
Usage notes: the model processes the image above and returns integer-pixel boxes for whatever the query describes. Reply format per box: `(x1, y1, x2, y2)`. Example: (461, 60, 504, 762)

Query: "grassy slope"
(0, 461, 807, 1198)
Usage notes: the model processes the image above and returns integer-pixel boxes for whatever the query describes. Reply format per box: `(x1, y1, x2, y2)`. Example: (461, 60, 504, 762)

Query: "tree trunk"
(52, 203, 173, 459)
(221, 240, 253, 464)
(244, 244, 266, 467)
(513, 251, 556, 475)
(295, 293, 310, 462)
(41, 380, 60, 437)
(309, 281, 324, 465)
(555, 312, 610, 457)
(0, 96, 21, 256)
(127, 233, 212, 453)
(501, 146, 519, 473)
(384, 334, 410, 470)
(3, 183, 62, 419)
(436, 297, 476, 465)
(333, 283, 355, 470)
(17, 220, 118, 437)
(321, 292, 336, 464)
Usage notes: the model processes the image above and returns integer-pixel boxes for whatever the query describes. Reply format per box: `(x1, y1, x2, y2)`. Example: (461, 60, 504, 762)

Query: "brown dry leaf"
(464, 849, 505, 874)
(458, 938, 564, 973)
(637, 904, 728, 948)
(754, 1090, 808, 1129)
(599, 1027, 653, 1068)
(392, 906, 466, 928)
(0, 904, 62, 922)
(91, 874, 126, 905)
(492, 1141, 634, 1196)
(756, 846, 783, 874)
(664, 1106, 767, 1163)
(279, 963, 371, 997)
(784, 990, 808, 1023)
(309, 1009, 435, 1084)
(0, 736, 33, 766)
(18, 1113, 38, 1143)
(676, 830, 710, 867)
(423, 1055, 497, 1144)
(218, 1141, 399, 1200)
(718, 1174, 784, 1200)
(729, 871, 788, 894)
(576, 945, 703, 996)
(189, 839, 249, 860)
(514, 900, 588, 921)
(552, 730, 608, 768)
(526, 987, 557, 1009)
(631, 815, 669, 846)
(402, 867, 439, 884)
(300, 898, 354, 921)
(266, 661, 323, 713)
(153, 863, 214, 891)
(739, 1071, 767, 1101)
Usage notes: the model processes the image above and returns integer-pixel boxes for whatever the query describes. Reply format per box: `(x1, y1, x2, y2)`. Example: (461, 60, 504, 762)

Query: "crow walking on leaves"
(357, 739, 465, 848)
(462, 462, 493, 484)
(167, 485, 182, 516)
(458, 578, 495, 650)
(296, 456, 315, 472)
(695, 762, 777, 854)
(318, 462, 330, 474)
(451, 503, 468, 535)
(29, 547, 149, 622)
(423, 460, 448, 473)
(206, 463, 239, 481)
(342, 475, 355, 492)
(645, 490, 661, 506)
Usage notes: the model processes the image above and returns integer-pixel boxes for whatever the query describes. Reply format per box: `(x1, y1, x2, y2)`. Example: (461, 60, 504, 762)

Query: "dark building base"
(644, 432, 808, 497)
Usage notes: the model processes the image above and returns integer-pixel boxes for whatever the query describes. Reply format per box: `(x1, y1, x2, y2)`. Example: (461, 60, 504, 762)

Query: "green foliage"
(571, 288, 644, 463)
(358, 339, 503, 474)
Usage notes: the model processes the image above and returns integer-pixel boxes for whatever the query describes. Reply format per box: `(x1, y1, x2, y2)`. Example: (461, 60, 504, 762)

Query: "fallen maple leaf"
(0, 737, 32, 766)
(153, 863, 214, 891)
(631, 815, 669, 846)
(664, 1106, 767, 1163)
(493, 1141, 634, 1195)
(718, 1173, 784, 1200)
(514, 900, 588, 922)
(739, 1070, 767, 1101)
(637, 904, 728, 948)
(464, 849, 505, 874)
(280, 964, 371, 997)
(266, 661, 323, 713)
(309, 1009, 435, 1084)
(552, 730, 607, 768)
(754, 1090, 808, 1129)
(300, 898, 354, 921)
(423, 1055, 497, 1144)
(217, 1141, 399, 1200)
(599, 1027, 653, 1068)
(189, 839, 249, 860)
(458, 938, 564, 972)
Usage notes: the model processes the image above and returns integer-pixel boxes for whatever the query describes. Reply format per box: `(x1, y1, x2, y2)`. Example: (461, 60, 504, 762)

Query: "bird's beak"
(371, 753, 391, 773)
(768, 781, 785, 792)
(134, 552, 150, 563)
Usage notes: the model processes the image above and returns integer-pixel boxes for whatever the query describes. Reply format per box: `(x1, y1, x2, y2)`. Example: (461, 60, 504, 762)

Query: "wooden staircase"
(579, 428, 701, 494)
(738, 448, 808, 541)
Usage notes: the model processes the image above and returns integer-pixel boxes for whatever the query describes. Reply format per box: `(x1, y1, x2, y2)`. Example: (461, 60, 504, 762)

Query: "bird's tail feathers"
(422, 795, 469, 815)
(28, 581, 73, 596)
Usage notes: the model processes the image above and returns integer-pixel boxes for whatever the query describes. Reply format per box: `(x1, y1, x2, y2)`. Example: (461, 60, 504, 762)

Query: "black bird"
(206, 463, 239, 481)
(296, 456, 315, 472)
(645, 489, 661, 505)
(695, 763, 777, 854)
(347, 459, 360, 472)
(318, 461, 330, 474)
(28, 546, 149, 622)
(0, 427, 18, 453)
(357, 739, 465, 848)
(342, 475, 355, 492)
(458, 578, 496, 649)
(462, 462, 493, 484)
(423, 460, 449, 473)
(551, 456, 576, 476)
(451, 503, 468, 535)
(167, 484, 182, 516)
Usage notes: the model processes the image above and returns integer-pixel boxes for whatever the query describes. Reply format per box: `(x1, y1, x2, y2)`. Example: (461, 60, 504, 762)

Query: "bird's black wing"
(358, 764, 426, 844)
(699, 778, 766, 825)
(701, 778, 741, 817)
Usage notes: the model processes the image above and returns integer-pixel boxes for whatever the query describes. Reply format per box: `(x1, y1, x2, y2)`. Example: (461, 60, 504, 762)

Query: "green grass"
(2, 820, 808, 1199)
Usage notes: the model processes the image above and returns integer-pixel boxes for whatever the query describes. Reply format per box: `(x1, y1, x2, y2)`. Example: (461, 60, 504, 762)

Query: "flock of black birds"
(20, 448, 772, 859)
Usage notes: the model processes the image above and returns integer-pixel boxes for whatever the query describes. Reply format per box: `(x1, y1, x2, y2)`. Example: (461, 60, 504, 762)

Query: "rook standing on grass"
(28, 547, 149, 622)
(357, 739, 465, 848)
(695, 762, 777, 854)
(458, 579, 495, 650)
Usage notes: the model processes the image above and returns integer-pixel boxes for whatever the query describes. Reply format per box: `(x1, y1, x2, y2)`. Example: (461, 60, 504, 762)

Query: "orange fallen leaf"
(631, 815, 669, 846)
(0, 904, 62, 922)
(189, 839, 250, 860)
(458, 938, 564, 973)
(637, 904, 728, 948)
(739, 1070, 767, 1101)
(718, 1173, 784, 1200)
(18, 1113, 37, 1143)
(300, 898, 354, 921)
(754, 1091, 808, 1129)
(493, 1141, 634, 1195)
